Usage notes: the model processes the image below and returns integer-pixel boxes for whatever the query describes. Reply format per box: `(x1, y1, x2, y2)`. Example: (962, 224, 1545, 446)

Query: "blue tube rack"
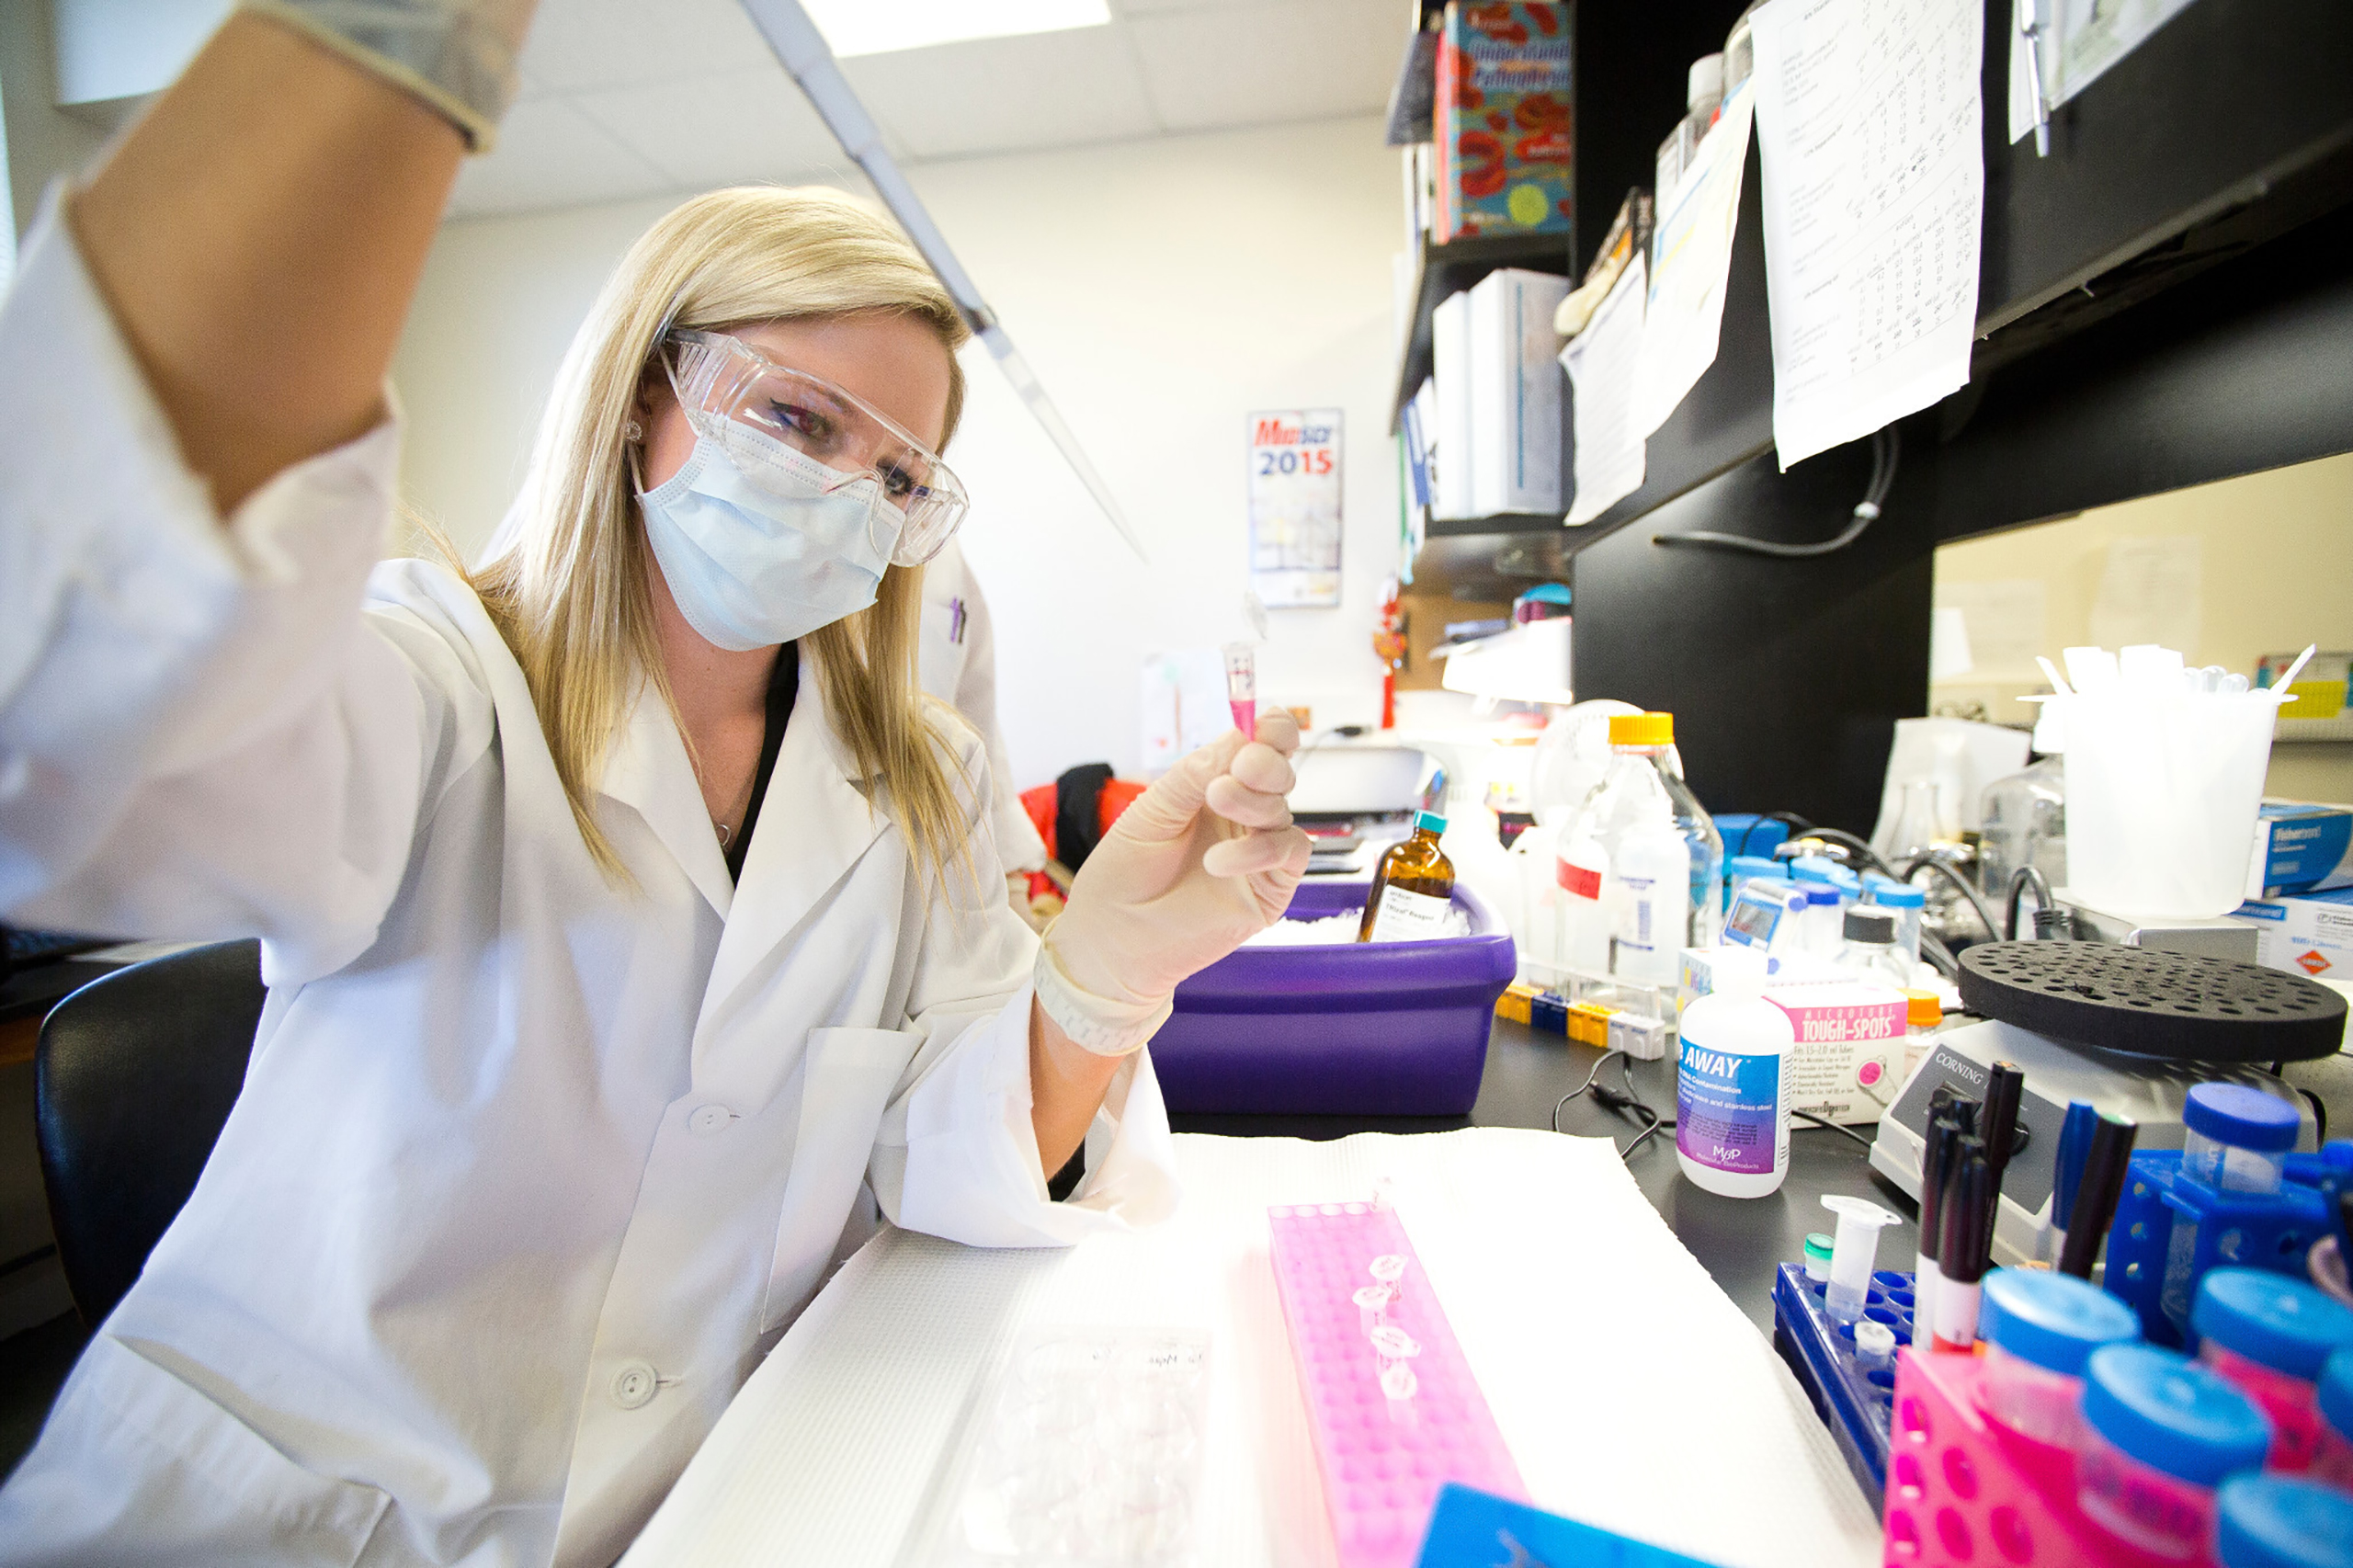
(2101, 1146, 2346, 1350)
(1770, 1263, 1917, 1512)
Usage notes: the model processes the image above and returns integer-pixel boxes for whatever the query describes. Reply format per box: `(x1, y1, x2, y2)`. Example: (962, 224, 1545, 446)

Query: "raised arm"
(69, 3, 531, 515)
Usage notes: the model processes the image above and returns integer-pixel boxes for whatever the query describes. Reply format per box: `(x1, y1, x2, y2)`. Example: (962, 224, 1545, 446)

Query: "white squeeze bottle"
(1611, 811, 1688, 986)
(1675, 991, 1793, 1198)
(1554, 824, 1612, 978)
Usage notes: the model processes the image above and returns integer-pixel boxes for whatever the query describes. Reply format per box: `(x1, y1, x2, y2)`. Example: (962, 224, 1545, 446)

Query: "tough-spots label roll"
(1676, 1031, 1782, 1176)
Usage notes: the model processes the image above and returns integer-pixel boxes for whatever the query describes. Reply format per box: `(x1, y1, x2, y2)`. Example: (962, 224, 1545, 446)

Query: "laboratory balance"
(1868, 941, 2345, 1268)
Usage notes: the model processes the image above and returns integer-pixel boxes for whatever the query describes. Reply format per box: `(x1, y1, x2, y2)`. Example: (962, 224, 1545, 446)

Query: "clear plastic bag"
(929, 1327, 1212, 1567)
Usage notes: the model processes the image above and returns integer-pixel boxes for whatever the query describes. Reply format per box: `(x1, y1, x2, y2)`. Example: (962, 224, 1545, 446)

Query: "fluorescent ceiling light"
(800, 0, 1111, 59)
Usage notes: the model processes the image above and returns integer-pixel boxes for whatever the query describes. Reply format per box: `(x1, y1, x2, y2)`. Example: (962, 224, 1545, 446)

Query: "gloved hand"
(243, 0, 537, 150)
(1034, 712, 1313, 1055)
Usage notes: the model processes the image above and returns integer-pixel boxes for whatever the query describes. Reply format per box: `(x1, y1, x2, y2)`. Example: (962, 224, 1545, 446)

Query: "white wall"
(389, 115, 1404, 791)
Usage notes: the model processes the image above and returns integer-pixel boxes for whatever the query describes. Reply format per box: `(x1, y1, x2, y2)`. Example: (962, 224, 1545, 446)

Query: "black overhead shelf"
(1579, 0, 2353, 545)
(1388, 233, 1571, 430)
(1397, 0, 2353, 577)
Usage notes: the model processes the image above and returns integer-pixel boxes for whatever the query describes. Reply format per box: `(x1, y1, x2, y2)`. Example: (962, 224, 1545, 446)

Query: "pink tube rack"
(1886, 1347, 2222, 1568)
(1268, 1202, 1526, 1568)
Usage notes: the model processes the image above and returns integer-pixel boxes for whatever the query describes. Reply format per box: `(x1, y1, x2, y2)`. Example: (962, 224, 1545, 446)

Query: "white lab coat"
(0, 203, 1176, 1567)
(916, 540, 1049, 874)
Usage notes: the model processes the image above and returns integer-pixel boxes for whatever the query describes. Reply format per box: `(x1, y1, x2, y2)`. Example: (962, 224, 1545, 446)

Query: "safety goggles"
(662, 329, 968, 567)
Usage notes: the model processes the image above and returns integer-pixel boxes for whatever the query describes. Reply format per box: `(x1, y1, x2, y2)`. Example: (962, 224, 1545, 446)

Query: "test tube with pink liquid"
(1222, 642, 1257, 741)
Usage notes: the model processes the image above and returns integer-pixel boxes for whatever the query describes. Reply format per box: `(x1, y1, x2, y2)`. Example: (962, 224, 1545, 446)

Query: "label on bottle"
(1557, 858, 1602, 899)
(1676, 1031, 1783, 1176)
(1368, 885, 1453, 943)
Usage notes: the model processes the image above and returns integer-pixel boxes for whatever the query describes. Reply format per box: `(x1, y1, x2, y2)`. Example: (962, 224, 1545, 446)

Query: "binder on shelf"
(1431, 290, 1476, 521)
(1466, 267, 1569, 517)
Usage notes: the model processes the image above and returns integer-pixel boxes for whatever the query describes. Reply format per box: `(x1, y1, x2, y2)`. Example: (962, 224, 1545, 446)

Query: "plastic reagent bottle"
(1863, 876, 1926, 969)
(1553, 824, 1612, 978)
(2075, 1345, 2272, 1560)
(2191, 1267, 2353, 1473)
(1358, 811, 1457, 943)
(1612, 808, 1689, 985)
(1578, 712, 1724, 964)
(2213, 1474, 2353, 1568)
(2313, 1349, 2353, 1488)
(2162, 1084, 2302, 1332)
(1976, 1267, 2141, 1448)
(1840, 906, 1910, 988)
(1674, 990, 1793, 1199)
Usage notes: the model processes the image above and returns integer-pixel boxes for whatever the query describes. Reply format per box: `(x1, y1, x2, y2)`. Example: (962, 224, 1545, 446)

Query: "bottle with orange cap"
(1577, 711, 1724, 985)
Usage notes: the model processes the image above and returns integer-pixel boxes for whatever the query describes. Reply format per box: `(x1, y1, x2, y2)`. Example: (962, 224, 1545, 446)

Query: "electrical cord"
(1552, 1049, 1673, 1160)
(1654, 429, 1899, 558)
(1792, 1108, 1878, 1150)
(1903, 852, 2005, 944)
(2006, 864, 2058, 942)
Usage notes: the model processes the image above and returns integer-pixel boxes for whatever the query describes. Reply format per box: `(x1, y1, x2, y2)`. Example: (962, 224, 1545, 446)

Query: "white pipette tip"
(2267, 643, 2319, 704)
(2035, 655, 2074, 699)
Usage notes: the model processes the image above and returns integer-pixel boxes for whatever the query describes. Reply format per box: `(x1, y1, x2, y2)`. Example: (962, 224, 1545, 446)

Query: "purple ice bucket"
(1145, 880, 1518, 1116)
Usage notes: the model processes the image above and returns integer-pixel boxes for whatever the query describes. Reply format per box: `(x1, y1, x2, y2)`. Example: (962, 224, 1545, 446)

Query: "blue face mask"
(636, 430, 900, 652)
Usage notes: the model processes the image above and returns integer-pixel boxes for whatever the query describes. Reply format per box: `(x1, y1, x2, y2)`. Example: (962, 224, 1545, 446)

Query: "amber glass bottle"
(1357, 811, 1458, 942)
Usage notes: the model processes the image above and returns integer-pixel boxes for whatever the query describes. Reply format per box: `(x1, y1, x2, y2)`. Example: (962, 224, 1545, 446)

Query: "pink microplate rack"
(1267, 1201, 1526, 1568)
(1886, 1347, 2222, 1568)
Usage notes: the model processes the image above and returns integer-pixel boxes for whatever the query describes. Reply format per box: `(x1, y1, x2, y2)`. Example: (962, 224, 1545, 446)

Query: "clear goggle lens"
(663, 329, 967, 567)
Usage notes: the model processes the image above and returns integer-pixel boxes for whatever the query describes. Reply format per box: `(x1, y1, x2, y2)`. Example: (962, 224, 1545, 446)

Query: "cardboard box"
(2230, 884, 2353, 983)
(1433, 2, 1574, 243)
(2246, 801, 2353, 900)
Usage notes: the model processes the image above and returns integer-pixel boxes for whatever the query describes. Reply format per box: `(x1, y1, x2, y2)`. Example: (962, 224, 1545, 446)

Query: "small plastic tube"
(1369, 1324, 1421, 1372)
(1222, 642, 1256, 741)
(1854, 1320, 1897, 1369)
(1353, 1284, 1392, 1335)
(1369, 1254, 1407, 1300)
(1821, 1196, 1903, 1324)
(1802, 1233, 1835, 1284)
(1380, 1360, 1418, 1426)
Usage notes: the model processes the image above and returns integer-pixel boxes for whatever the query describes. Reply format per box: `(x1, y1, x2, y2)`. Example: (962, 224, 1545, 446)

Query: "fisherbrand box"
(1434, 3, 1574, 243)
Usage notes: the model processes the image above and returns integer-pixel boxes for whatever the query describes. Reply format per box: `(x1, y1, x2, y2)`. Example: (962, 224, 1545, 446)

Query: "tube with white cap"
(1822, 1195, 1904, 1324)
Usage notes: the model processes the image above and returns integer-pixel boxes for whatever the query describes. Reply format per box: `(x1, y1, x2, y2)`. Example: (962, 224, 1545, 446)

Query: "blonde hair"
(468, 186, 975, 882)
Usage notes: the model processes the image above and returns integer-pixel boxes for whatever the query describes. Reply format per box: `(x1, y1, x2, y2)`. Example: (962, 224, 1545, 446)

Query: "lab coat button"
(609, 1361, 658, 1410)
(688, 1104, 733, 1136)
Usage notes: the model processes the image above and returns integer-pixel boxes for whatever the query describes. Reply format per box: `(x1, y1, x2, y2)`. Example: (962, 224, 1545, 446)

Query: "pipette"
(1222, 642, 1257, 742)
(1821, 1195, 1904, 1324)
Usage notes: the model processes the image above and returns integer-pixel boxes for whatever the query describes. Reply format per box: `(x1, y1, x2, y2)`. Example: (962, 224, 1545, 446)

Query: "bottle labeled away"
(1358, 811, 1457, 943)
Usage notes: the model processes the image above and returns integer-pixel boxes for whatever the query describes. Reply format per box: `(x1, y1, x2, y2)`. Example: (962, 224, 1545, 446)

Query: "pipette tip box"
(1269, 1200, 1525, 1568)
(1772, 1262, 1916, 1512)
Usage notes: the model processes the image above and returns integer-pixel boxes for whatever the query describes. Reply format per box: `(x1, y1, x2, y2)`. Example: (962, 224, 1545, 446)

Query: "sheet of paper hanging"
(620, 1128, 1880, 1568)
(1563, 254, 1649, 527)
(1631, 84, 1756, 439)
(1751, 0, 1985, 470)
(2008, 0, 2203, 142)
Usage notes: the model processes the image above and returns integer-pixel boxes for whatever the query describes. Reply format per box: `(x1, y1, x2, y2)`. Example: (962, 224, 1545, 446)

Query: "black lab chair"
(35, 940, 265, 1324)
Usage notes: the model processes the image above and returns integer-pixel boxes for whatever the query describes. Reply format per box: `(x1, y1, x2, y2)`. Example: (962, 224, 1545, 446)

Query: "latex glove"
(243, 0, 537, 150)
(1034, 712, 1312, 1055)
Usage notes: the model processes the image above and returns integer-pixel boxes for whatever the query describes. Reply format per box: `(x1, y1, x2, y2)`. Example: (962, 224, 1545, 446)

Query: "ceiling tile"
(449, 97, 676, 218)
(844, 25, 1158, 159)
(571, 67, 857, 189)
(515, 0, 777, 96)
(1129, 0, 1400, 131)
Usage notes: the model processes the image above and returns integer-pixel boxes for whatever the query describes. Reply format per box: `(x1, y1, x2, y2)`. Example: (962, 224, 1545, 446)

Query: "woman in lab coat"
(0, 10, 1306, 1566)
